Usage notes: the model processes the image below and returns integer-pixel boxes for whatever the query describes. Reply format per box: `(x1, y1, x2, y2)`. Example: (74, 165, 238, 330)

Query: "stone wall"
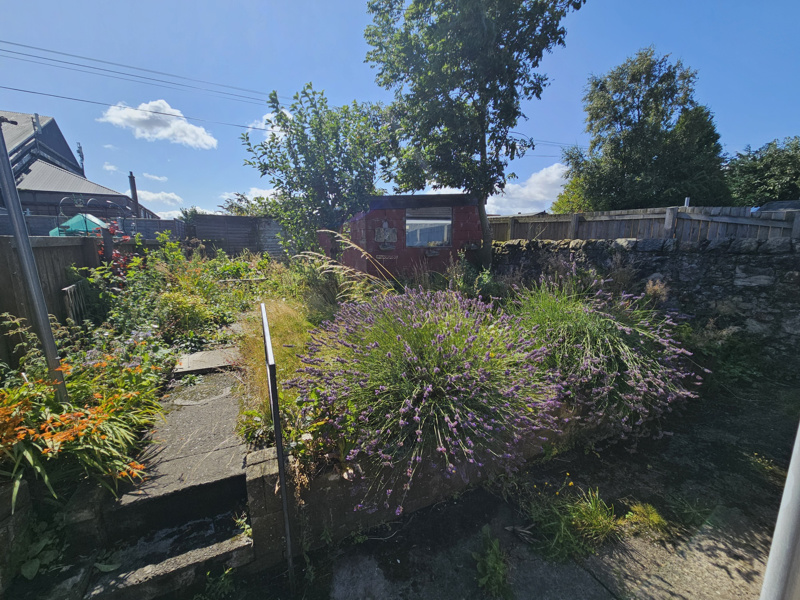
(493, 236, 800, 363)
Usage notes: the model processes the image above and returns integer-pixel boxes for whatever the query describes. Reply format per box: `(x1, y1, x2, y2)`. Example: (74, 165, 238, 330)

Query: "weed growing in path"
(473, 525, 512, 599)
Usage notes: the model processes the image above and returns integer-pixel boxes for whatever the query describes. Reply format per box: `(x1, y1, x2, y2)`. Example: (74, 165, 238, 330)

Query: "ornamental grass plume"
(514, 277, 699, 445)
(288, 288, 561, 514)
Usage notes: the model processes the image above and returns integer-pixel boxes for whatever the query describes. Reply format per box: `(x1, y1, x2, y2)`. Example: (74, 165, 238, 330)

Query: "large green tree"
(242, 83, 387, 252)
(365, 0, 585, 266)
(726, 137, 800, 206)
(559, 47, 730, 212)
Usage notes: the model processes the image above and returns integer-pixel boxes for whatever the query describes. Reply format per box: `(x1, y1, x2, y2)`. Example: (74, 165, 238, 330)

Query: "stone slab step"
(84, 514, 254, 600)
(102, 373, 248, 542)
(173, 348, 242, 375)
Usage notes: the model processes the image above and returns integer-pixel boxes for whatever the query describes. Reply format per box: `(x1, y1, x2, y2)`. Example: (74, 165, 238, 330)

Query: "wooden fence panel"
(488, 207, 798, 242)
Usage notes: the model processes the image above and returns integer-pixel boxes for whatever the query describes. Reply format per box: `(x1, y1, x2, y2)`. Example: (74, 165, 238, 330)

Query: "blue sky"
(2, 1, 798, 217)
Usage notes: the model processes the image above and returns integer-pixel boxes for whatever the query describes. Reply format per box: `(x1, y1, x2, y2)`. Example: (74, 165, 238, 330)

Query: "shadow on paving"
(204, 380, 798, 600)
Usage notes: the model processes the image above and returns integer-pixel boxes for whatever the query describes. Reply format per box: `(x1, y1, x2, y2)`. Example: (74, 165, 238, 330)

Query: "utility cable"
(0, 85, 273, 132)
(0, 48, 271, 105)
(0, 53, 267, 107)
(0, 38, 290, 100)
(1, 84, 573, 160)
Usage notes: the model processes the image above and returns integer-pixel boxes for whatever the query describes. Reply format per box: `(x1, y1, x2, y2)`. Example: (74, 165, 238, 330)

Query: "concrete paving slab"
(123, 373, 246, 504)
(630, 505, 769, 600)
(104, 373, 249, 541)
(85, 534, 253, 600)
(173, 348, 242, 375)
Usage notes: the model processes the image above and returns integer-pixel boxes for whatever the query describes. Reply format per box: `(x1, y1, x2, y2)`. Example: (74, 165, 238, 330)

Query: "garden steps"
(102, 371, 248, 542)
(81, 370, 252, 599)
(82, 514, 253, 600)
(9, 368, 255, 600)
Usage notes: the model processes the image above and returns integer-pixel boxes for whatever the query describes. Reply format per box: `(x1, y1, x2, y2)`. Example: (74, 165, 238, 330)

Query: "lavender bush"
(288, 288, 561, 513)
(513, 279, 699, 444)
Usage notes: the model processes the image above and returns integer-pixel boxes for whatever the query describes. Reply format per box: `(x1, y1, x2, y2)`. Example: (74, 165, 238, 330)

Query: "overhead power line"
(0, 85, 273, 131)
(0, 39, 284, 99)
(0, 52, 268, 107)
(1, 84, 575, 162)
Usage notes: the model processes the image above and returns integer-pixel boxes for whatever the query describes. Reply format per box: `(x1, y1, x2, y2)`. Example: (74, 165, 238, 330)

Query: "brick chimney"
(128, 171, 140, 218)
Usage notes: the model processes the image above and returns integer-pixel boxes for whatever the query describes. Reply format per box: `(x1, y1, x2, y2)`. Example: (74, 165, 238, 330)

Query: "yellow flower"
(568, 482, 574, 486)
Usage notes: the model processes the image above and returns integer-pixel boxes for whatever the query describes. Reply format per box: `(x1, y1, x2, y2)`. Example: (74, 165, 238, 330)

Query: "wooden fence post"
(568, 214, 580, 240)
(663, 207, 678, 239)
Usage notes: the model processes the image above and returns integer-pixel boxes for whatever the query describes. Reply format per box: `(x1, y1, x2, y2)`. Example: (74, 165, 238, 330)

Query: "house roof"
(1, 110, 82, 174)
(16, 160, 128, 198)
(0, 110, 51, 152)
(368, 194, 479, 211)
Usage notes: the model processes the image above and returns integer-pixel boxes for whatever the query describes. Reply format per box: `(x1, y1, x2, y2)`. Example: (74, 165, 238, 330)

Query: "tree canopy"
(218, 192, 270, 217)
(558, 47, 730, 212)
(726, 137, 800, 206)
(242, 84, 387, 252)
(365, 0, 585, 265)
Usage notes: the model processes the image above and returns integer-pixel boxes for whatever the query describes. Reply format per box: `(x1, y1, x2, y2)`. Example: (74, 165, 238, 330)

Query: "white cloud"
(219, 187, 276, 200)
(137, 190, 184, 206)
(103, 162, 118, 172)
(143, 172, 168, 182)
(157, 210, 184, 220)
(487, 163, 568, 215)
(103, 144, 117, 150)
(157, 207, 212, 220)
(98, 100, 218, 150)
(247, 110, 291, 139)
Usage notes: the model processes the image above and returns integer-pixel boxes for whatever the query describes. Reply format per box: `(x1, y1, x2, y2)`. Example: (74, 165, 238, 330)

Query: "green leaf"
(38, 549, 60, 566)
(94, 562, 122, 573)
(20, 558, 40, 580)
(27, 538, 48, 558)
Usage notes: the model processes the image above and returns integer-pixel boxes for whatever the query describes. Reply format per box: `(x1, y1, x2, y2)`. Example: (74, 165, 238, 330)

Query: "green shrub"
(290, 288, 560, 514)
(0, 317, 170, 510)
(156, 292, 215, 342)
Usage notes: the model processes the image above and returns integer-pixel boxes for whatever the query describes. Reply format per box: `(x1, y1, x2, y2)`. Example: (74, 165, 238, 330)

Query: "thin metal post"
(0, 117, 67, 399)
(260, 303, 295, 593)
(760, 419, 800, 600)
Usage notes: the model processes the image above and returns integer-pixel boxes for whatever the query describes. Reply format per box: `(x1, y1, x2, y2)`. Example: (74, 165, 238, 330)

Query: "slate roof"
(16, 160, 128, 197)
(1, 109, 82, 174)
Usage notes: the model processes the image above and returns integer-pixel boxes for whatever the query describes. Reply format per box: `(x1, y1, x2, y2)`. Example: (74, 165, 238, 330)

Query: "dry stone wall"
(493, 237, 800, 364)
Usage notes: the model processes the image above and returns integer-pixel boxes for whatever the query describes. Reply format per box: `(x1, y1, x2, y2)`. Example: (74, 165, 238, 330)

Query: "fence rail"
(489, 206, 800, 242)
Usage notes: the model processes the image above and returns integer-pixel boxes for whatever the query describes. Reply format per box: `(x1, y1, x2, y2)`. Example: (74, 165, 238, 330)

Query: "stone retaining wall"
(246, 440, 546, 570)
(493, 236, 800, 363)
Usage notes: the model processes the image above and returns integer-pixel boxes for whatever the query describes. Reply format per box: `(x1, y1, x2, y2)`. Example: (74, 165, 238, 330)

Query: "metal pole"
(0, 117, 67, 399)
(760, 419, 800, 600)
(260, 303, 295, 593)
